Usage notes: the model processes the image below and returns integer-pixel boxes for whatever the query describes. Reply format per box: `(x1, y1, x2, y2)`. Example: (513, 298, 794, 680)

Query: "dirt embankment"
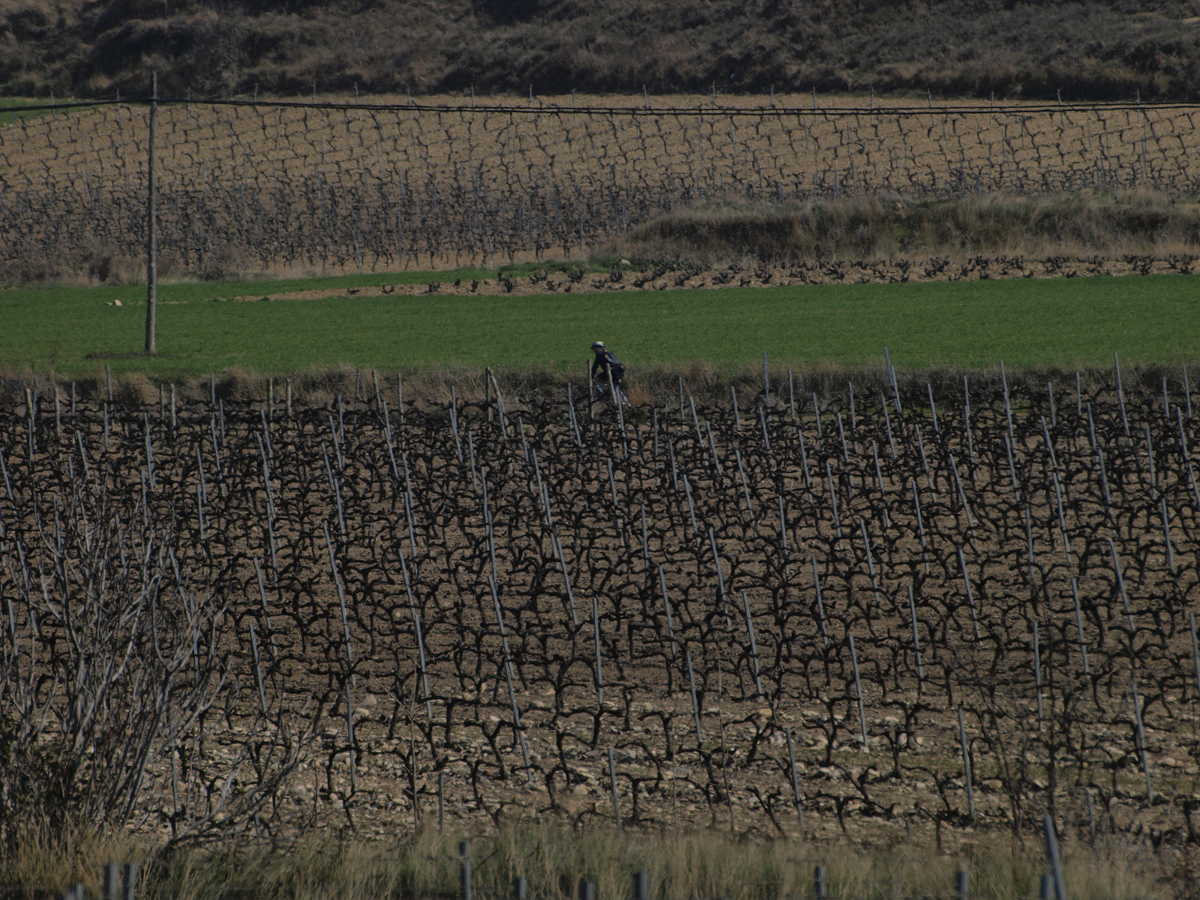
(244, 254, 1198, 304)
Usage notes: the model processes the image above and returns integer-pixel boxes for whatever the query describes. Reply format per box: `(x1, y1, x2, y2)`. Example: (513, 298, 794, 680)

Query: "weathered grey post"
(686, 649, 703, 744)
(103, 863, 120, 900)
(593, 596, 604, 705)
(1131, 682, 1152, 799)
(145, 73, 157, 355)
(512, 877, 528, 900)
(958, 707, 975, 821)
(742, 591, 763, 697)
(814, 865, 827, 900)
(459, 842, 472, 900)
(633, 871, 649, 900)
(607, 745, 621, 829)
(786, 727, 803, 828)
(1033, 622, 1044, 724)
(1114, 352, 1130, 436)
(908, 585, 924, 687)
(1043, 814, 1067, 900)
(956, 869, 969, 900)
(849, 635, 867, 747)
(121, 863, 136, 900)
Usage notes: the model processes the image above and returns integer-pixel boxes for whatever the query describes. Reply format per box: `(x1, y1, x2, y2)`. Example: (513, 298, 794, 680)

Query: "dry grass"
(604, 191, 1200, 265)
(4, 358, 1194, 419)
(1, 822, 1184, 900)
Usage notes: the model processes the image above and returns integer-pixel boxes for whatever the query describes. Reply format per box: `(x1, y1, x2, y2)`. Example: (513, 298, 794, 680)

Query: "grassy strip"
(1, 273, 1196, 381)
(607, 192, 1200, 264)
(7, 823, 1174, 900)
(0, 260, 598, 301)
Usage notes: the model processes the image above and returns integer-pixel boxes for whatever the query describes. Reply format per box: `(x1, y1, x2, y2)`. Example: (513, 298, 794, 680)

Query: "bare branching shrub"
(0, 443, 308, 850)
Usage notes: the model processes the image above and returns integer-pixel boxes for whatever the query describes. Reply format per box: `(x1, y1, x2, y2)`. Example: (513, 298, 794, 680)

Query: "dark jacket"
(591, 350, 625, 383)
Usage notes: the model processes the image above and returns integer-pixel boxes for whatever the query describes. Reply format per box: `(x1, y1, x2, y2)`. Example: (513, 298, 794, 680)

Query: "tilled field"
(1, 369, 1198, 853)
(3, 94, 1200, 277)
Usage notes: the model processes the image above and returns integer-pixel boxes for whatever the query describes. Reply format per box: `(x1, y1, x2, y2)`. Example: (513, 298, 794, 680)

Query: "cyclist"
(591, 341, 627, 402)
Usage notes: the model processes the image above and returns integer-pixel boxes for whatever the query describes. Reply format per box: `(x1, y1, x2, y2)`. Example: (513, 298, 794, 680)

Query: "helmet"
(591, 341, 606, 351)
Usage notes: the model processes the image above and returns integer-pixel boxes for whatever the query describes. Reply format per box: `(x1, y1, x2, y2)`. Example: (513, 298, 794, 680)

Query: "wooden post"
(145, 73, 157, 355)
(486, 366, 494, 421)
(459, 842, 472, 900)
(849, 634, 868, 746)
(607, 745, 621, 829)
(956, 869, 970, 900)
(103, 863, 120, 900)
(686, 649, 702, 745)
(786, 726, 804, 827)
(958, 707, 975, 821)
(1043, 815, 1066, 900)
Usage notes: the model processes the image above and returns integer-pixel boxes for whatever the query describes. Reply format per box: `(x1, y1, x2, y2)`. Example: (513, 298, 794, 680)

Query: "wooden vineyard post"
(122, 864, 136, 900)
(849, 634, 868, 747)
(486, 366, 494, 421)
(958, 707, 975, 821)
(592, 596, 604, 705)
(1043, 815, 1067, 900)
(145, 73, 157, 355)
(762, 351, 771, 411)
(686, 649, 703, 745)
(1131, 681, 1153, 799)
(742, 591, 763, 697)
(459, 842, 472, 900)
(786, 726, 804, 828)
(908, 585, 925, 689)
(103, 863, 119, 900)
(607, 745, 621, 829)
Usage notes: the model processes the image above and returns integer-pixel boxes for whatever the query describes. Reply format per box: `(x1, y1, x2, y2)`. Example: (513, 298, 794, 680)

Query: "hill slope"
(2, 0, 1200, 101)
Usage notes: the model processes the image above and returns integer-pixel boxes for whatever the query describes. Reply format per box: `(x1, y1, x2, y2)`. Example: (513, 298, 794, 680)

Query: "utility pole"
(145, 72, 158, 355)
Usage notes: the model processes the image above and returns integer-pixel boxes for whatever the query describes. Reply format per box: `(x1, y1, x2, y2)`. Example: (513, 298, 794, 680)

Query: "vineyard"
(2, 361, 1199, 875)
(4, 95, 1200, 279)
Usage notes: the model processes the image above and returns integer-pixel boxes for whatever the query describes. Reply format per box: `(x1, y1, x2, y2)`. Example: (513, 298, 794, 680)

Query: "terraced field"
(1, 94, 1198, 278)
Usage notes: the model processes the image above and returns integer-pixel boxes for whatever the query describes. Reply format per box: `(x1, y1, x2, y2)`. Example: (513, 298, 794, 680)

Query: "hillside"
(2, 0, 1200, 101)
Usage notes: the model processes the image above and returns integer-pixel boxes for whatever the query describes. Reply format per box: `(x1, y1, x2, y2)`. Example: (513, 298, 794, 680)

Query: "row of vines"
(1, 363, 1198, 850)
(1, 98, 1199, 274)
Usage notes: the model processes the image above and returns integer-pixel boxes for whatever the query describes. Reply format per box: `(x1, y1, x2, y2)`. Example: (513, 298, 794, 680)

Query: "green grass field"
(2, 271, 1196, 380)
